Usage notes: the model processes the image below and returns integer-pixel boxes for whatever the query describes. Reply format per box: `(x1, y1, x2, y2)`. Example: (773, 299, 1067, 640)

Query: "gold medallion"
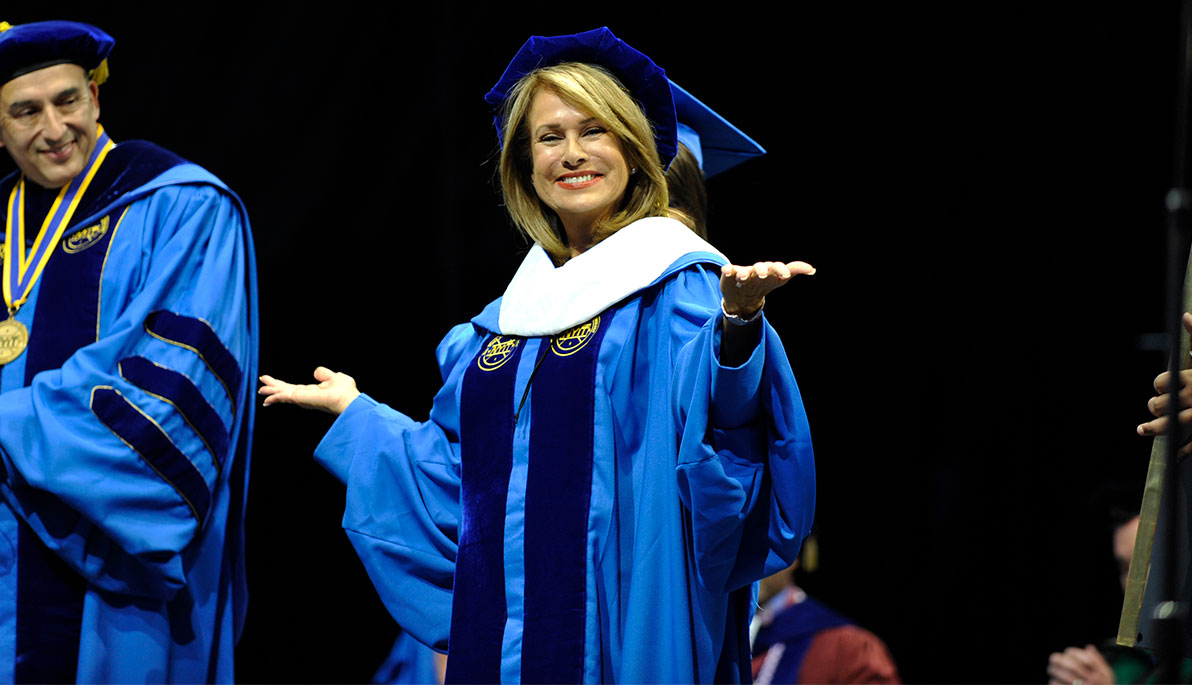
(0, 317, 28, 365)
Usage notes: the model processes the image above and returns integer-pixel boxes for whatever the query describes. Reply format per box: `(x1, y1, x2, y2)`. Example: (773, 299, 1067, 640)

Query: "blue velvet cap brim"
(484, 27, 678, 167)
(670, 80, 765, 178)
(0, 20, 114, 85)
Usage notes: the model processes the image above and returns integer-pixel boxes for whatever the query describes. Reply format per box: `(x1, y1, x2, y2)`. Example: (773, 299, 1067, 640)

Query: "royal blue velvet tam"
(0, 20, 114, 86)
(671, 80, 766, 178)
(484, 27, 678, 167)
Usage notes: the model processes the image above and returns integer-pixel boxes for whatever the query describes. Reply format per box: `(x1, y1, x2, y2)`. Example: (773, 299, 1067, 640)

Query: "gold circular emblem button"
(552, 316, 601, 357)
(479, 336, 520, 371)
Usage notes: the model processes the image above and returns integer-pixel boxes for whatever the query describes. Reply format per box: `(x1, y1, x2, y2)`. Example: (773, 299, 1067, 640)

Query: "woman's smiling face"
(528, 88, 629, 247)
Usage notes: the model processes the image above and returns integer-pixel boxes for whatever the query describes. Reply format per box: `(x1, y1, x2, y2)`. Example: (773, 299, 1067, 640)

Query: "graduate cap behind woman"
(670, 79, 766, 178)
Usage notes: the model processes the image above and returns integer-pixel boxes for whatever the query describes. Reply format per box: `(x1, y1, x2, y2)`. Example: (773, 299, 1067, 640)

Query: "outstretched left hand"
(720, 261, 816, 318)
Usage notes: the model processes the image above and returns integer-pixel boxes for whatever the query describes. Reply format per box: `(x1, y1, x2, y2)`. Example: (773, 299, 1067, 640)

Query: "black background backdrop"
(3, 3, 1184, 682)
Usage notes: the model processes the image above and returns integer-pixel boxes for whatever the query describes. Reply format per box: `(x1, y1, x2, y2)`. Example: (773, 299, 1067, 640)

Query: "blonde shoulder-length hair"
(498, 62, 687, 262)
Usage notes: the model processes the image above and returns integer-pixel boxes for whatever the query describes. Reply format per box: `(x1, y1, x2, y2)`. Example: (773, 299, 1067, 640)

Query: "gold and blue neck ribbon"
(3, 125, 114, 314)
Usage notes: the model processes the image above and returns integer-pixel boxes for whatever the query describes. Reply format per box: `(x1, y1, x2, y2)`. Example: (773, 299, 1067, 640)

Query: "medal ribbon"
(3, 126, 114, 314)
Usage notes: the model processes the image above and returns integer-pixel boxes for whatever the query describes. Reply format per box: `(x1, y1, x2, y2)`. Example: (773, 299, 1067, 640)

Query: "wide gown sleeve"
(313, 323, 481, 653)
(0, 184, 254, 600)
(669, 267, 816, 595)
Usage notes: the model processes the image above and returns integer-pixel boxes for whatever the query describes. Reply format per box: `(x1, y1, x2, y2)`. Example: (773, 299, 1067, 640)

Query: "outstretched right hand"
(258, 366, 360, 416)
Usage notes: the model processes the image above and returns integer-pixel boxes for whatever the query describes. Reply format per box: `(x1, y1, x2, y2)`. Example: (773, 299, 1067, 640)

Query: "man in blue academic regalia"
(0, 19, 257, 682)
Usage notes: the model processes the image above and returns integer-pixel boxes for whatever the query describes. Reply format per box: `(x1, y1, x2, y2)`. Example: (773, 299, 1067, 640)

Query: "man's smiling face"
(0, 63, 99, 188)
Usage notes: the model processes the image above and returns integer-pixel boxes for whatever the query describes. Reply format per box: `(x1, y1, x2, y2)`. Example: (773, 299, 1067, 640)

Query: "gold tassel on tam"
(89, 58, 109, 85)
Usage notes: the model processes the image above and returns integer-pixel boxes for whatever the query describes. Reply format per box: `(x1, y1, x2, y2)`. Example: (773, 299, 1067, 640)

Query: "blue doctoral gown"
(315, 218, 813, 683)
(0, 141, 257, 683)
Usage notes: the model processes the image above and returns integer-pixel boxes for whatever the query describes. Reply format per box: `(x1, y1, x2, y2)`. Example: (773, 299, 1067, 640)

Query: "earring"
(630, 167, 637, 175)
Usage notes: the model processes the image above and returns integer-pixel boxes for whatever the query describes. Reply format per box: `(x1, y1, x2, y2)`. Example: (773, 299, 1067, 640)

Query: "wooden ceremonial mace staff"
(1119, 3, 1192, 679)
(1118, 246, 1191, 665)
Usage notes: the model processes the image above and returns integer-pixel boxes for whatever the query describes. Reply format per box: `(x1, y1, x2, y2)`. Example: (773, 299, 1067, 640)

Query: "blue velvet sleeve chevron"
(0, 182, 254, 600)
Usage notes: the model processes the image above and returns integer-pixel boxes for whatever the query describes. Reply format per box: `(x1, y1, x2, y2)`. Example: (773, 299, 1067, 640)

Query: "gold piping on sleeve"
(117, 359, 224, 473)
(94, 206, 131, 342)
(88, 384, 205, 523)
(143, 324, 237, 415)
